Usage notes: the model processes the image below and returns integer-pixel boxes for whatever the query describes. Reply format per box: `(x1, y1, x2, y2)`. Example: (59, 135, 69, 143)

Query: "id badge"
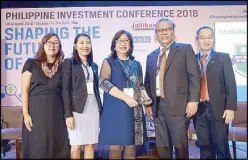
(156, 75, 160, 96)
(87, 81, 94, 95)
(123, 88, 134, 98)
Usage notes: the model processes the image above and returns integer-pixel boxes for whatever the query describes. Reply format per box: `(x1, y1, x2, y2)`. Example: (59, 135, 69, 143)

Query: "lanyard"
(118, 58, 134, 87)
(198, 53, 212, 77)
(118, 58, 134, 77)
(82, 62, 90, 81)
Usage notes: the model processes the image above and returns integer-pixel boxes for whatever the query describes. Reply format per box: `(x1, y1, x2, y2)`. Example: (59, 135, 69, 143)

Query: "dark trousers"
(194, 102, 231, 159)
(154, 97, 190, 159)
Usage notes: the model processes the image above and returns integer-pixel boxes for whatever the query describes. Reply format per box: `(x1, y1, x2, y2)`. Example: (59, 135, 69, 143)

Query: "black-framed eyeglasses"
(156, 27, 173, 34)
(45, 41, 60, 47)
(116, 39, 130, 44)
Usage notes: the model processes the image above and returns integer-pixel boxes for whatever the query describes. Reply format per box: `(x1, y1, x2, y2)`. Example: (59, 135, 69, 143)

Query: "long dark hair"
(35, 33, 64, 66)
(72, 33, 93, 66)
(110, 30, 134, 60)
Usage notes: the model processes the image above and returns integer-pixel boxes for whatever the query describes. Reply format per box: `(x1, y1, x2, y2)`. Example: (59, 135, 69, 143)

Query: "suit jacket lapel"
(91, 63, 98, 82)
(207, 50, 217, 69)
(151, 48, 159, 79)
(165, 42, 179, 74)
(196, 53, 202, 73)
(73, 58, 86, 80)
(91, 63, 98, 88)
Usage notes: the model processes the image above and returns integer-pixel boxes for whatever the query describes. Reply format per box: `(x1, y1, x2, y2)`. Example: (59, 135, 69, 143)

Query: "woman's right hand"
(24, 114, 33, 132)
(66, 117, 75, 130)
(124, 95, 138, 107)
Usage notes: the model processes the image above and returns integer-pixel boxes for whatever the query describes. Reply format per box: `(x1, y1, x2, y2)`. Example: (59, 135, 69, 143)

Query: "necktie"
(159, 48, 167, 98)
(200, 54, 209, 100)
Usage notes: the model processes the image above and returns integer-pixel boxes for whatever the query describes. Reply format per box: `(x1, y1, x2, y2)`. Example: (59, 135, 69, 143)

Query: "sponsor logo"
(133, 36, 152, 43)
(131, 22, 156, 31)
(232, 44, 247, 77)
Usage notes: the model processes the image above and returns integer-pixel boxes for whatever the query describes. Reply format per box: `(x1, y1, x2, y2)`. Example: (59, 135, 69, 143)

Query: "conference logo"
(133, 36, 152, 43)
(131, 22, 156, 31)
(232, 44, 247, 78)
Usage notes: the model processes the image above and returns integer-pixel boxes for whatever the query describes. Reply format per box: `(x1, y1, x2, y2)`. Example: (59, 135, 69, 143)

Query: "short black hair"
(196, 26, 214, 39)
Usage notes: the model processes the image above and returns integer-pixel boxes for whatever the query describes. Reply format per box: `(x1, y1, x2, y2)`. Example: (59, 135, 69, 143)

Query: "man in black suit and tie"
(193, 26, 237, 159)
(144, 18, 201, 159)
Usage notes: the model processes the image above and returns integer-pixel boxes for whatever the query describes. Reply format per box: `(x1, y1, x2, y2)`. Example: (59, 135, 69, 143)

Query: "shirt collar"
(200, 49, 212, 58)
(159, 41, 174, 55)
(82, 61, 89, 66)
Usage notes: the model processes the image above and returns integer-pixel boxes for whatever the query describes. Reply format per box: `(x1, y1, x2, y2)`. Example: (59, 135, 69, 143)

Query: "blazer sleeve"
(223, 54, 237, 111)
(186, 44, 201, 102)
(62, 59, 73, 118)
(144, 55, 153, 107)
(99, 59, 115, 93)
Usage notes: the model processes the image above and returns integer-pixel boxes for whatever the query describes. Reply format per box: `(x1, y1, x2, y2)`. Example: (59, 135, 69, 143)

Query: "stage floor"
(1, 140, 247, 159)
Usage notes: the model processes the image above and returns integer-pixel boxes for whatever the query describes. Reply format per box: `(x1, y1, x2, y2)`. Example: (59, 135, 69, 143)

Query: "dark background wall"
(1, 1, 247, 8)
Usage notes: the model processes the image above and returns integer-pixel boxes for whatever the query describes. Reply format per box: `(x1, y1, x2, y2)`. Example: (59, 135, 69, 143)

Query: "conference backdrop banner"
(1, 5, 247, 107)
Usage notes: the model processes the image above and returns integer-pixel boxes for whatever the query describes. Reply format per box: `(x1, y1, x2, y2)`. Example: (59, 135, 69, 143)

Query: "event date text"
(176, 10, 198, 17)
(24, 22, 54, 25)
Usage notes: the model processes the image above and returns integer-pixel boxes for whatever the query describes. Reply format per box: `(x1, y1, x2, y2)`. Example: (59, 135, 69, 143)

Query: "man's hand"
(145, 106, 153, 119)
(222, 110, 235, 124)
(185, 102, 198, 118)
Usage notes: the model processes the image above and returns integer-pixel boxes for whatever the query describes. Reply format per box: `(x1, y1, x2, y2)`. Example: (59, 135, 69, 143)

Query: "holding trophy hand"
(123, 94, 138, 107)
(140, 86, 152, 106)
(129, 74, 152, 106)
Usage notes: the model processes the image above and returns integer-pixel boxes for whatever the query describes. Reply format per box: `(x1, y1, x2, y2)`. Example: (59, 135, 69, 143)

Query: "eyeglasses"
(156, 27, 173, 34)
(198, 36, 214, 41)
(45, 41, 60, 47)
(116, 39, 130, 44)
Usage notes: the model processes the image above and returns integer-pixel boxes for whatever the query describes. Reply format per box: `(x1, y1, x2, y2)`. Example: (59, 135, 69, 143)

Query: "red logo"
(132, 22, 156, 31)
